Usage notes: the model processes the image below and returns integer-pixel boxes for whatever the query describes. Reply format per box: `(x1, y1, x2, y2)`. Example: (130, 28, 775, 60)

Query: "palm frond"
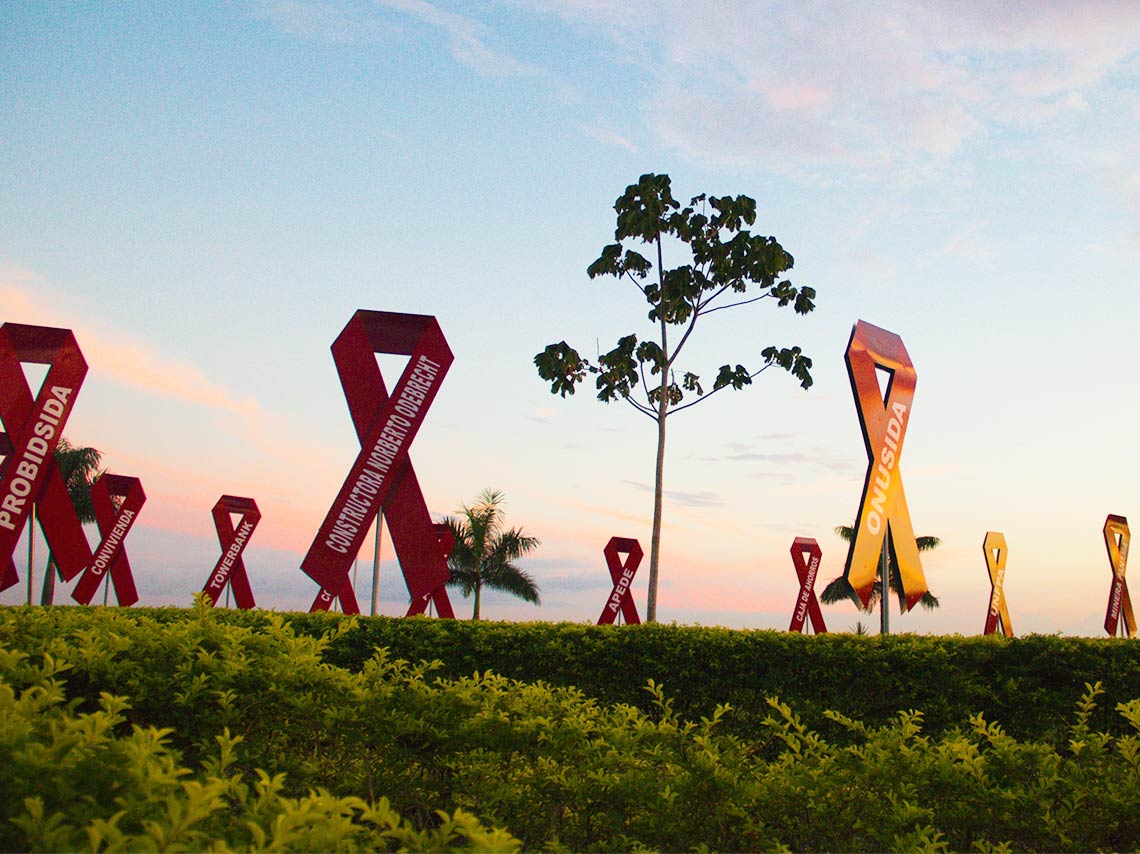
(54, 437, 104, 524)
(442, 489, 541, 617)
(820, 576, 861, 608)
(484, 562, 541, 604)
(918, 591, 940, 611)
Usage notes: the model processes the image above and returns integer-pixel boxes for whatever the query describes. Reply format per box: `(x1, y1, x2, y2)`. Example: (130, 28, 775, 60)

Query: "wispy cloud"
(530, 0, 1140, 187)
(717, 438, 857, 475)
(528, 406, 559, 423)
(379, 0, 543, 78)
(0, 276, 257, 415)
(582, 124, 639, 154)
(0, 268, 350, 552)
(622, 479, 724, 508)
(251, 0, 400, 42)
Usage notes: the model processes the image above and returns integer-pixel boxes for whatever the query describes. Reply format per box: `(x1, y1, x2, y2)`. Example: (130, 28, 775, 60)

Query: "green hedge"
(7, 605, 1140, 743)
(289, 611, 1140, 743)
(4, 603, 1140, 851)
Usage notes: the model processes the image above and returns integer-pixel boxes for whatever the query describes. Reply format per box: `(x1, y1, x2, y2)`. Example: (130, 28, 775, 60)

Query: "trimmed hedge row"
(8, 604, 1140, 743)
(5, 602, 1140, 851)
(288, 611, 1140, 743)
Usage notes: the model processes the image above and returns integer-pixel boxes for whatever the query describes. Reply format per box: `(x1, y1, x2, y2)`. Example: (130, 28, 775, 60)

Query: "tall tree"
(444, 489, 540, 620)
(820, 525, 941, 630)
(535, 173, 815, 622)
(40, 438, 103, 606)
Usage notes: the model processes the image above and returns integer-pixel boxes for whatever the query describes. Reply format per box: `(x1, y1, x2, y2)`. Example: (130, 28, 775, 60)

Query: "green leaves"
(712, 364, 753, 392)
(534, 341, 587, 398)
(761, 345, 814, 389)
(9, 609, 1140, 852)
(539, 173, 815, 418)
(612, 173, 680, 243)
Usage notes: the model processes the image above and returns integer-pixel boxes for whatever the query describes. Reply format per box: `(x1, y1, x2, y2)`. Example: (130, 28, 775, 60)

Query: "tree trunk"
(646, 233, 672, 624)
(646, 404, 667, 622)
(472, 581, 481, 620)
(879, 538, 889, 636)
(40, 553, 57, 606)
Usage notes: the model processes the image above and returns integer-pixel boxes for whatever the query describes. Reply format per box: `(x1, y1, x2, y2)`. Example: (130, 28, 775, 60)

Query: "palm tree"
(444, 489, 540, 620)
(820, 526, 940, 632)
(40, 438, 103, 605)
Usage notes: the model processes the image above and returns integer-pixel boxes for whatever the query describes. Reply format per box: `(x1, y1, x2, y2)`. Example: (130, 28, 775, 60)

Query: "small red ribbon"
(406, 523, 456, 617)
(789, 537, 826, 634)
(71, 474, 145, 607)
(203, 495, 260, 609)
(598, 537, 642, 625)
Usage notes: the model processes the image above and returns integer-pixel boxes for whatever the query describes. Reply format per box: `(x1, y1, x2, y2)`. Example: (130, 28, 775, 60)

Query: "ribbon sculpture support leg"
(983, 531, 1013, 637)
(71, 474, 145, 607)
(0, 324, 91, 591)
(203, 495, 260, 609)
(841, 320, 928, 613)
(598, 537, 642, 625)
(1104, 515, 1135, 638)
(789, 537, 826, 634)
(303, 311, 454, 616)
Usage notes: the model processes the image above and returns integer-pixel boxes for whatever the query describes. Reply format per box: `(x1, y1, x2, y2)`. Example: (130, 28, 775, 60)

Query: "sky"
(2, 0, 1140, 635)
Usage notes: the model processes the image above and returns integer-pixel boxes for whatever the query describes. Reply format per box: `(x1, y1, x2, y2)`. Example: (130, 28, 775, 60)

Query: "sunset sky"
(3, 1, 1140, 635)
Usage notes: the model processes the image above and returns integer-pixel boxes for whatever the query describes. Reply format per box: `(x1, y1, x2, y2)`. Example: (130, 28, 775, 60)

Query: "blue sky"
(3, 1, 1140, 634)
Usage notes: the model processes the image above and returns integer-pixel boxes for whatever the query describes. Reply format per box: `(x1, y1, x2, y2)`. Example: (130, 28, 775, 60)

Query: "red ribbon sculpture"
(71, 474, 145, 606)
(789, 537, 826, 634)
(407, 522, 456, 616)
(598, 537, 642, 625)
(0, 323, 91, 591)
(303, 311, 454, 615)
(202, 495, 260, 609)
(983, 531, 1013, 637)
(842, 320, 928, 611)
(1104, 514, 1135, 638)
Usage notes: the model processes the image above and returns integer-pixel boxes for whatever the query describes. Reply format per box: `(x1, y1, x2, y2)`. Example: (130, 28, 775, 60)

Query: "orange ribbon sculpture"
(841, 321, 928, 611)
(983, 531, 1012, 637)
(1104, 514, 1135, 638)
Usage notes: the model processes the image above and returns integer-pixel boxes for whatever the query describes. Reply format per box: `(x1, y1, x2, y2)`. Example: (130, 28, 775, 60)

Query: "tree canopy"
(444, 489, 540, 620)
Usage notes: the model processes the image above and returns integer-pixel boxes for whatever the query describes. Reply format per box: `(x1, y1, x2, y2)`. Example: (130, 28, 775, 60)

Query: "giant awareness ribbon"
(983, 531, 1013, 637)
(789, 537, 826, 634)
(0, 323, 91, 591)
(303, 311, 454, 615)
(203, 495, 260, 609)
(1104, 514, 1135, 638)
(70, 474, 145, 606)
(598, 537, 642, 625)
(842, 321, 928, 611)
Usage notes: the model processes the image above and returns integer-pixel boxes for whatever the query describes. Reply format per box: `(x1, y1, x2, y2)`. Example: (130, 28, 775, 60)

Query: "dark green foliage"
(444, 489, 540, 620)
(5, 604, 1140, 851)
(297, 615, 1140, 744)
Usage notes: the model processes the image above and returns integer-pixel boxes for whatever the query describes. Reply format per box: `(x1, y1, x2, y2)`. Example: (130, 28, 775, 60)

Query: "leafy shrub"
(4, 604, 1140, 851)
(0, 645, 518, 852)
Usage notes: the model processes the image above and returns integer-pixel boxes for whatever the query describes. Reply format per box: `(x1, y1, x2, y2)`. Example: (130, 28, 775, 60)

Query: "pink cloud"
(0, 276, 258, 415)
